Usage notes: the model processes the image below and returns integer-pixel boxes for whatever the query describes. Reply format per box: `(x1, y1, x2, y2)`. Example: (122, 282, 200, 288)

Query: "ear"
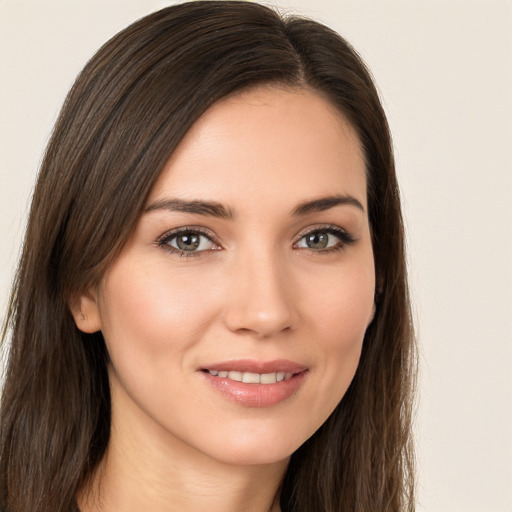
(371, 274, 384, 323)
(367, 284, 382, 327)
(69, 287, 102, 334)
(366, 300, 376, 328)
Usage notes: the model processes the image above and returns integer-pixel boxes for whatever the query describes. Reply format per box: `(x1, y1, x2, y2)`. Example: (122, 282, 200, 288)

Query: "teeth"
(207, 370, 295, 384)
(260, 373, 277, 384)
(228, 371, 243, 381)
(242, 372, 260, 383)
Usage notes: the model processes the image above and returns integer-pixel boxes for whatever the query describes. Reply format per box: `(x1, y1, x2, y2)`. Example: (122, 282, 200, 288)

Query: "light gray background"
(1, 1, 511, 511)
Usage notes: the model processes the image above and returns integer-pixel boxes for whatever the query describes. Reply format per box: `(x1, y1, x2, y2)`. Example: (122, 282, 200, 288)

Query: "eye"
(157, 228, 220, 256)
(169, 232, 213, 252)
(295, 226, 355, 252)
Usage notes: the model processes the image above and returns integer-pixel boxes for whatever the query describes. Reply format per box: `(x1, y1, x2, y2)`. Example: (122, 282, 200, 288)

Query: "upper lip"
(200, 359, 308, 374)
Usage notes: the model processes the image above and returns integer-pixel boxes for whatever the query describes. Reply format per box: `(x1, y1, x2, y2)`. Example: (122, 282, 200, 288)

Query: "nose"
(222, 250, 299, 338)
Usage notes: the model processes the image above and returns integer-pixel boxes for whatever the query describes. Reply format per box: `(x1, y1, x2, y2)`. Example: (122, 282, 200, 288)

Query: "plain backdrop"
(1, 1, 511, 511)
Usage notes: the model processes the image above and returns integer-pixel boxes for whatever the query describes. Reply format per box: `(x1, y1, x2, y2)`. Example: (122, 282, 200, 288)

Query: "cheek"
(97, 258, 224, 383)
(304, 258, 375, 414)
(312, 255, 375, 346)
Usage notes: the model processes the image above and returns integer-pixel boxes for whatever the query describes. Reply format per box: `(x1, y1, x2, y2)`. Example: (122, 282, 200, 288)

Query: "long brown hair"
(0, 2, 416, 511)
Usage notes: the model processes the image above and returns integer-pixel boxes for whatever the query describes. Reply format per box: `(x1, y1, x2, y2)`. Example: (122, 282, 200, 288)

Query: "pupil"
(177, 233, 200, 251)
(307, 232, 328, 249)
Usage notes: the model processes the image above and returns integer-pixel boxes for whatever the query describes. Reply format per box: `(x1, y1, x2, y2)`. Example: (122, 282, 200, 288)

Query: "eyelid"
(156, 226, 222, 256)
(292, 224, 356, 250)
(155, 224, 355, 257)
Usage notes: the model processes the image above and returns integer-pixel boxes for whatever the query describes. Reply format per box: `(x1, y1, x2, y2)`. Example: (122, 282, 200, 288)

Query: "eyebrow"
(292, 195, 365, 216)
(145, 198, 234, 219)
(145, 194, 364, 219)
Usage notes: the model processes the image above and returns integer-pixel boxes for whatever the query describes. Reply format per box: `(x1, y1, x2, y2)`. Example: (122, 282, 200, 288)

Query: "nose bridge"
(223, 242, 298, 337)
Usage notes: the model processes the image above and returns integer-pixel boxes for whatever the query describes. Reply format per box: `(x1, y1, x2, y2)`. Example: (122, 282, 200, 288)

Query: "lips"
(200, 359, 308, 407)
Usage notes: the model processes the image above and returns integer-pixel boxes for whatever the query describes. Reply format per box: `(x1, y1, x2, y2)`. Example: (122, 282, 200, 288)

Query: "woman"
(0, 2, 416, 511)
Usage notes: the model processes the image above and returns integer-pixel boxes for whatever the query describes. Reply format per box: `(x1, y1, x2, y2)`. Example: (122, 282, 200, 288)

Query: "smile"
(205, 370, 294, 384)
(200, 360, 308, 407)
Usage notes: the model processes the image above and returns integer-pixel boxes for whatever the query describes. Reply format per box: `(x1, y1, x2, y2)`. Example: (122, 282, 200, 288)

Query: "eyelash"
(156, 224, 356, 258)
(156, 226, 221, 258)
(294, 225, 356, 254)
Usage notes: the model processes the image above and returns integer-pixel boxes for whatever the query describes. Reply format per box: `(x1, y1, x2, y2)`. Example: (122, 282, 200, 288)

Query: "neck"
(78, 380, 287, 512)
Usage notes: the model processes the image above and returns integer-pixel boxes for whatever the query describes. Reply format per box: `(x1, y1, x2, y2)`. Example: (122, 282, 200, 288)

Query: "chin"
(211, 445, 294, 467)
(193, 423, 311, 467)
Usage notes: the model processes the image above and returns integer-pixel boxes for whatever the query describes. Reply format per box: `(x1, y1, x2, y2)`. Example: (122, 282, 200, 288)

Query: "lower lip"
(201, 371, 308, 407)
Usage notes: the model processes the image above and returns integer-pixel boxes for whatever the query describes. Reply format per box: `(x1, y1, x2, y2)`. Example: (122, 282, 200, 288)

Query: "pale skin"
(74, 86, 376, 512)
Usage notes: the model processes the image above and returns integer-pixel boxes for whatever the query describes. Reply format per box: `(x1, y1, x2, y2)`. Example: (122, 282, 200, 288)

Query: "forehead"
(148, 86, 367, 210)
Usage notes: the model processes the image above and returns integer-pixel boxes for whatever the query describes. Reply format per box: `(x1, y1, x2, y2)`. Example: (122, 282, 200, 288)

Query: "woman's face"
(80, 86, 375, 466)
